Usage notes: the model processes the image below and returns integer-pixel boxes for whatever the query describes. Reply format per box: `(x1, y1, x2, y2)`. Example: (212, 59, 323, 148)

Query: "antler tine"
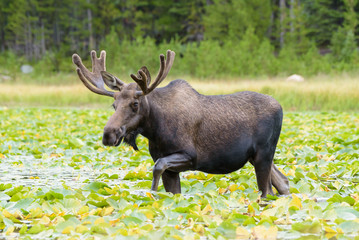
(72, 50, 122, 97)
(147, 50, 175, 93)
(76, 68, 114, 97)
(91, 50, 106, 78)
(130, 70, 148, 94)
(129, 50, 175, 96)
(73, 52, 99, 88)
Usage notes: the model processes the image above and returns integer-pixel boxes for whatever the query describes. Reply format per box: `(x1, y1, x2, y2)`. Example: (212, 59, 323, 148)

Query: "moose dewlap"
(72, 50, 290, 197)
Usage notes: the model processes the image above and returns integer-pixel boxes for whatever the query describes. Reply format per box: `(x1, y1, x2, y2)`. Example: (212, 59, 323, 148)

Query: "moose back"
(72, 50, 290, 197)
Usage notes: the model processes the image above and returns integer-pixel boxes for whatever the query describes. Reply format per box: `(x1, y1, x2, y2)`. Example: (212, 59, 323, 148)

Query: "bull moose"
(72, 50, 290, 197)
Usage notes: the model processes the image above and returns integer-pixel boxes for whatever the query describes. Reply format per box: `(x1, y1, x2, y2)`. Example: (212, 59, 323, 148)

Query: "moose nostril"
(102, 132, 111, 146)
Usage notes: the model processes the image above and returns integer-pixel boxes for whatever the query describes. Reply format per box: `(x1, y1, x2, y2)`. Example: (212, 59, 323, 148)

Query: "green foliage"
(0, 109, 359, 238)
(302, 0, 345, 47)
(203, 0, 272, 41)
(331, 29, 358, 64)
(1, 0, 359, 78)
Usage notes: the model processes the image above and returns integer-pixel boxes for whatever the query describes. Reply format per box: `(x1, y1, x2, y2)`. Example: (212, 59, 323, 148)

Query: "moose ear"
(101, 71, 124, 91)
(140, 66, 151, 86)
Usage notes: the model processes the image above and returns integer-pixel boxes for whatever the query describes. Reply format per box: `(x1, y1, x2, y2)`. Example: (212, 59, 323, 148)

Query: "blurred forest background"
(1, 0, 359, 82)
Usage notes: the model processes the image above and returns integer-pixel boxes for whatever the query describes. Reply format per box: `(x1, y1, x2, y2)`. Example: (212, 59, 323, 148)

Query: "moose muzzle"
(102, 126, 125, 146)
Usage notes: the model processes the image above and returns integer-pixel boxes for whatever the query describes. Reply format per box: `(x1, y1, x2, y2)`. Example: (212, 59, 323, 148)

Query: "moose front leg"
(162, 171, 181, 194)
(151, 153, 193, 193)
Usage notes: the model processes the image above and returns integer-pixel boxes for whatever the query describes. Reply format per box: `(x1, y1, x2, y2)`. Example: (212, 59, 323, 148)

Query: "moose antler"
(131, 50, 175, 95)
(72, 50, 124, 97)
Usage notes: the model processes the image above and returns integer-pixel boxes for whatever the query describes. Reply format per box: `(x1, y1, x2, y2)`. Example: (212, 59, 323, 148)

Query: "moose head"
(72, 50, 175, 150)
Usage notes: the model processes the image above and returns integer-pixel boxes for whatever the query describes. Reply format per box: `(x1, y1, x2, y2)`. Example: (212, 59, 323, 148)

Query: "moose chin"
(72, 50, 290, 197)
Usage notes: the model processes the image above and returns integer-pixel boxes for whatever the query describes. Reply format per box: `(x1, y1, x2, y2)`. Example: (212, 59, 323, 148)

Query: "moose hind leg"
(271, 164, 290, 195)
(162, 170, 181, 194)
(252, 149, 274, 197)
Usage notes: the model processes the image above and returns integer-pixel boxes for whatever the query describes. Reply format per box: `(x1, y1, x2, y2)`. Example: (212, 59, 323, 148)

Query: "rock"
(20, 65, 34, 74)
(286, 74, 304, 82)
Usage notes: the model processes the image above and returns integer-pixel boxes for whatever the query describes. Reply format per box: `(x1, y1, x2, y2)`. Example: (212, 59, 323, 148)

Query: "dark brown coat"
(72, 50, 290, 197)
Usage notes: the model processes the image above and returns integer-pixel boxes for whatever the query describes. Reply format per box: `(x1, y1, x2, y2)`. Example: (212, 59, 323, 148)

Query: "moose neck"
(139, 91, 163, 143)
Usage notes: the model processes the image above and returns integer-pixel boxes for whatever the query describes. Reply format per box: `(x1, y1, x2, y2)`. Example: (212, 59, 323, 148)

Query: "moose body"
(72, 50, 290, 197)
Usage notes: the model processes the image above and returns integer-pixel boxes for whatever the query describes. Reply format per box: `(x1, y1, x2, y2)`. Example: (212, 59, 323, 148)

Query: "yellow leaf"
(202, 204, 213, 214)
(97, 147, 104, 152)
(75, 225, 89, 234)
(104, 187, 116, 195)
(247, 204, 255, 216)
(287, 169, 295, 176)
(2, 209, 12, 218)
(52, 216, 65, 225)
(325, 232, 337, 239)
(218, 188, 227, 194)
(229, 184, 238, 192)
(51, 207, 60, 214)
(100, 207, 114, 216)
(77, 205, 89, 215)
(172, 235, 182, 240)
(0, 153, 5, 159)
(174, 225, 181, 230)
(140, 209, 154, 219)
(110, 219, 120, 226)
(252, 225, 277, 240)
(94, 217, 105, 225)
(62, 226, 74, 234)
(5, 226, 15, 235)
(324, 226, 337, 233)
(289, 193, 302, 209)
(152, 201, 160, 209)
(128, 228, 140, 235)
(146, 192, 154, 199)
(118, 229, 128, 236)
(267, 226, 278, 239)
(39, 215, 51, 226)
(29, 207, 43, 219)
(236, 227, 250, 239)
(274, 217, 291, 225)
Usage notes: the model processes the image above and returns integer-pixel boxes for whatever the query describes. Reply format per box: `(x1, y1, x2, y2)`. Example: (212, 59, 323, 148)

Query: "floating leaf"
(292, 220, 322, 234)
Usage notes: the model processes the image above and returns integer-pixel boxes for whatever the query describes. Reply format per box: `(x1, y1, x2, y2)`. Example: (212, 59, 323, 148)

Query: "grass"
(1, 74, 359, 111)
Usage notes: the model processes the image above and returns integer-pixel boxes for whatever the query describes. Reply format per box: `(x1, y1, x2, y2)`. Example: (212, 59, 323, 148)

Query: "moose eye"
(131, 101, 139, 111)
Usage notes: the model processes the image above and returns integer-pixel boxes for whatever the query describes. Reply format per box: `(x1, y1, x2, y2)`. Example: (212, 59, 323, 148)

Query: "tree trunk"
(279, 0, 286, 48)
(290, 0, 294, 33)
(87, 0, 94, 50)
(41, 20, 46, 55)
